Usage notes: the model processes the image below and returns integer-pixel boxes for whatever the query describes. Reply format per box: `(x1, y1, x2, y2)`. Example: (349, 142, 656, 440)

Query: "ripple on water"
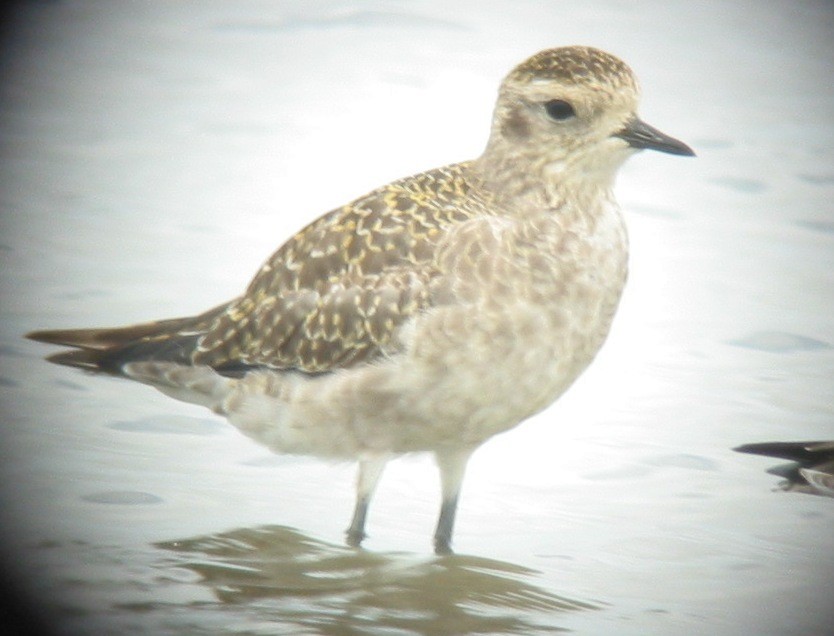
(728, 331, 832, 353)
(796, 173, 834, 186)
(795, 219, 834, 235)
(81, 491, 164, 505)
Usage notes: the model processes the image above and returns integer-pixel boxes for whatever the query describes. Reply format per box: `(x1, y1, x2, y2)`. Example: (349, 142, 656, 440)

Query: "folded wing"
(28, 163, 491, 376)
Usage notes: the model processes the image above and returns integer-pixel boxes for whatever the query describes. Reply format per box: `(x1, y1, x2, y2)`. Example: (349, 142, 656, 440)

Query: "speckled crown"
(506, 46, 638, 92)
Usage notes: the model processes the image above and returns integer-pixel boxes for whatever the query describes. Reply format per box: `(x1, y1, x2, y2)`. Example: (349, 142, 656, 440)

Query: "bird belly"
(220, 246, 626, 459)
(213, 210, 629, 459)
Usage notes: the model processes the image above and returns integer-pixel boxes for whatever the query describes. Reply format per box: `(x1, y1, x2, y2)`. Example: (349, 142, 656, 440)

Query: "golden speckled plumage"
(28, 46, 693, 553)
(506, 46, 637, 93)
(193, 163, 494, 373)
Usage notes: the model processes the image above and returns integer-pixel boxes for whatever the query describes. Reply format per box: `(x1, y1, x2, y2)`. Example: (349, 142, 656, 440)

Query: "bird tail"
(26, 301, 232, 373)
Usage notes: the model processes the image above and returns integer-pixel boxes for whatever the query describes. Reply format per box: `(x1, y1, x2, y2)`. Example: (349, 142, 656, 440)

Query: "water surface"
(1, 1, 833, 634)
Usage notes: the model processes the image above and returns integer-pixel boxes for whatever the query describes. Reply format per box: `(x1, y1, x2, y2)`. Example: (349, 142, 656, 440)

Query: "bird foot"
(345, 529, 366, 548)
(433, 537, 454, 556)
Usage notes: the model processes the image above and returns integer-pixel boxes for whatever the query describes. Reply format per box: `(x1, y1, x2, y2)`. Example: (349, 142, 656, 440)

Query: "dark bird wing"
(28, 162, 491, 376)
(733, 441, 834, 464)
(734, 440, 834, 498)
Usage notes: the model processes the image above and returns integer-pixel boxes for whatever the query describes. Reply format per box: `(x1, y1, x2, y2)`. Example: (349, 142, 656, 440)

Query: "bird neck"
(470, 149, 618, 222)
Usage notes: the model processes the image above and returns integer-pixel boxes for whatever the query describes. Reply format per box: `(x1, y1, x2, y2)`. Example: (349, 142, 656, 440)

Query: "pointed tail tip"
(43, 348, 109, 372)
(26, 327, 104, 349)
(26, 328, 118, 373)
(26, 328, 63, 344)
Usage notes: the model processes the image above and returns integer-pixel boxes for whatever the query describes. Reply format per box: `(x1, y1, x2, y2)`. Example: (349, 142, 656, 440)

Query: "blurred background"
(1, 1, 832, 634)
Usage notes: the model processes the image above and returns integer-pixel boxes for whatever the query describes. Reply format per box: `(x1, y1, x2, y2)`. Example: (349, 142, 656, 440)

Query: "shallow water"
(1, 1, 833, 635)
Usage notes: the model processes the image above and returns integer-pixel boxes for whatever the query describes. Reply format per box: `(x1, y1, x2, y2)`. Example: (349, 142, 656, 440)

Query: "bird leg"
(433, 447, 475, 555)
(345, 455, 388, 547)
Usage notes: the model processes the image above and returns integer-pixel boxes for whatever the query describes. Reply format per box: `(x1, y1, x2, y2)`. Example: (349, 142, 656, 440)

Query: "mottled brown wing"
(191, 162, 492, 373)
(193, 268, 434, 373)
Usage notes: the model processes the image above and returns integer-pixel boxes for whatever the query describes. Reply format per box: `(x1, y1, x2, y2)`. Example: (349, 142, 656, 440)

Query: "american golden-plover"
(29, 46, 694, 553)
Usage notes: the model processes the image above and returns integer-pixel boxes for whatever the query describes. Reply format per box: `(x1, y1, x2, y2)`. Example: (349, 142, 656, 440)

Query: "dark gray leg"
(346, 495, 370, 547)
(346, 456, 388, 547)
(433, 447, 475, 555)
(434, 493, 460, 555)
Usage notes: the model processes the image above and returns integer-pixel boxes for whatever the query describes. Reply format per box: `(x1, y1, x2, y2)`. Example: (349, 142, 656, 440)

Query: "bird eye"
(544, 99, 576, 121)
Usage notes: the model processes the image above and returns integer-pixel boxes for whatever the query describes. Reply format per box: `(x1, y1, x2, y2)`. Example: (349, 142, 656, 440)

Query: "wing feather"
(28, 162, 499, 375)
(29, 162, 496, 375)
(189, 162, 493, 373)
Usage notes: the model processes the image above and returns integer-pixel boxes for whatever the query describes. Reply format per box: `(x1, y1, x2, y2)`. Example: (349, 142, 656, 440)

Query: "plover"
(735, 441, 834, 497)
(28, 46, 694, 553)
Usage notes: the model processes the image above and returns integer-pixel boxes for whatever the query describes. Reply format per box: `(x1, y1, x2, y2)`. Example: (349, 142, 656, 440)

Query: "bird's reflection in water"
(154, 526, 600, 634)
